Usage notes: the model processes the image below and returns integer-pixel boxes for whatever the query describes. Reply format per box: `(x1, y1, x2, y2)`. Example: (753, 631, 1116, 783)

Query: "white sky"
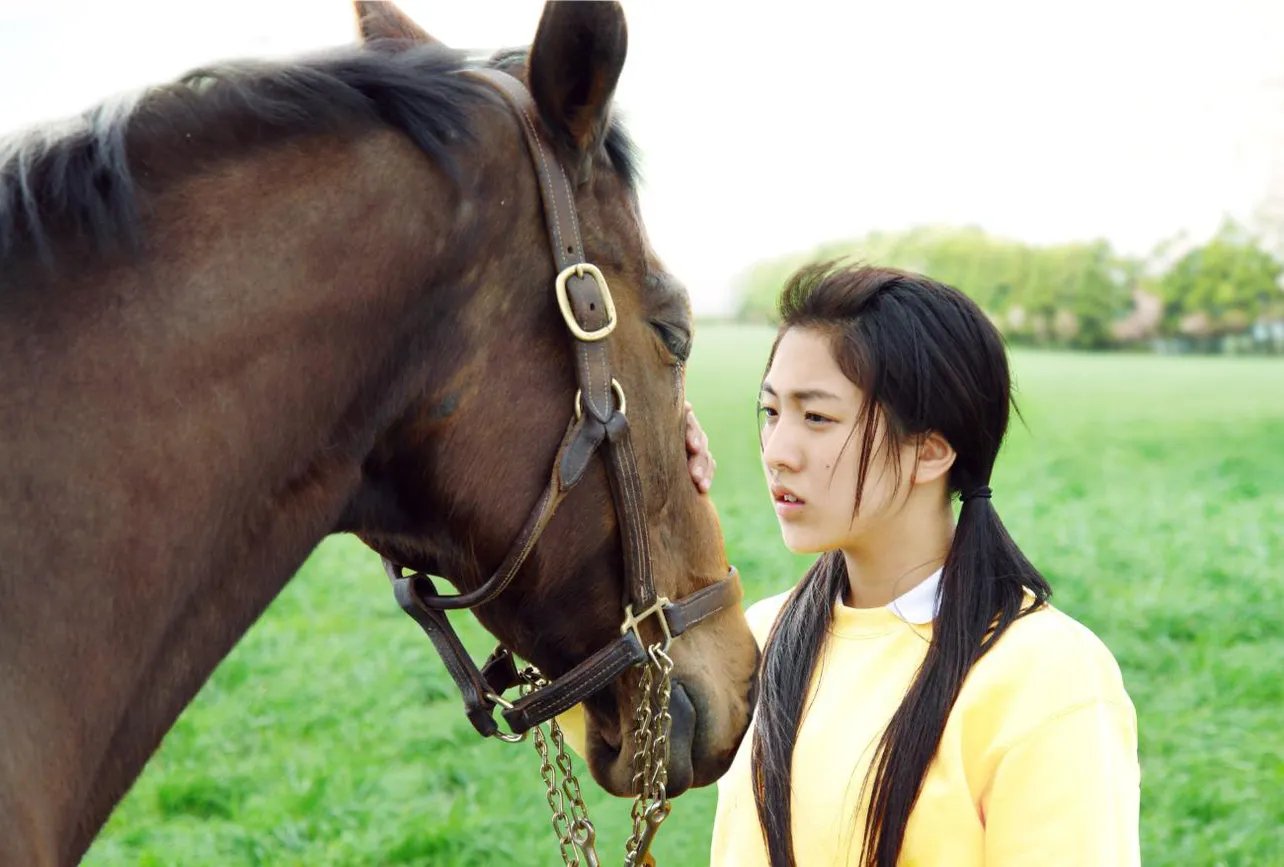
(2, 0, 1281, 313)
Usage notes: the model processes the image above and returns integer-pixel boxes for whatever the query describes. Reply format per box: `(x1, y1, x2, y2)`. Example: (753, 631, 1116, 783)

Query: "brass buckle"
(575, 377, 626, 421)
(556, 263, 617, 342)
(620, 596, 673, 652)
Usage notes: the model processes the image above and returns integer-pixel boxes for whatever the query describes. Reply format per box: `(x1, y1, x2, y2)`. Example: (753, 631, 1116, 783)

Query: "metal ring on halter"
(483, 692, 528, 743)
(556, 262, 617, 342)
(575, 378, 627, 421)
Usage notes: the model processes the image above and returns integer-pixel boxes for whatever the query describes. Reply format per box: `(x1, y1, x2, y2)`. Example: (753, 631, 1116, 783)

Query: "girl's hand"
(685, 401, 715, 493)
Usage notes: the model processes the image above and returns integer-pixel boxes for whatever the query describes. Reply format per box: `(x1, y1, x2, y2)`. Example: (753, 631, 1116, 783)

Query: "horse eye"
(651, 321, 691, 363)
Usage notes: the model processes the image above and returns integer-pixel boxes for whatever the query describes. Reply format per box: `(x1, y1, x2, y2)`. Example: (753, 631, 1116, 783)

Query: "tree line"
(733, 220, 1284, 353)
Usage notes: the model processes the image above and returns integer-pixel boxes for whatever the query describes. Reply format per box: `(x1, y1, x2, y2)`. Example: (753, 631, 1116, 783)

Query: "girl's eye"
(805, 412, 833, 424)
(758, 405, 779, 420)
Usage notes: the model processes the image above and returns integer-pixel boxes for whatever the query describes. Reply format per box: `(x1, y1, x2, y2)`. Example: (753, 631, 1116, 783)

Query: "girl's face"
(758, 327, 916, 554)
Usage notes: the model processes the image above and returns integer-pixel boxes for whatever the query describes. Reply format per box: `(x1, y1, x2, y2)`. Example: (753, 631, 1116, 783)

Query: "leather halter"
(382, 67, 742, 740)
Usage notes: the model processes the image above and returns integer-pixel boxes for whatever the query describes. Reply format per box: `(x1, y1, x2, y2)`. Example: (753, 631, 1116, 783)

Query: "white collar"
(887, 567, 942, 624)
(839, 567, 942, 625)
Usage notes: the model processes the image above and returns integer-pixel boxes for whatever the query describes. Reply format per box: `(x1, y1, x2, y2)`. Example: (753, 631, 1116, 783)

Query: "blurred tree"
(1157, 219, 1283, 336)
(733, 227, 1133, 349)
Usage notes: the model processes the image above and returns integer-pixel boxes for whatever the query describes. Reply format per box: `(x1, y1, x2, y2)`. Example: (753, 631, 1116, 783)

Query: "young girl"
(703, 262, 1140, 866)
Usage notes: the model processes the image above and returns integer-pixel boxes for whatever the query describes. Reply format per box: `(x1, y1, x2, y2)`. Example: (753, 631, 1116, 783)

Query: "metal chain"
(624, 645, 675, 867)
(551, 722, 598, 859)
(511, 650, 673, 867)
(522, 669, 600, 867)
(625, 661, 656, 854)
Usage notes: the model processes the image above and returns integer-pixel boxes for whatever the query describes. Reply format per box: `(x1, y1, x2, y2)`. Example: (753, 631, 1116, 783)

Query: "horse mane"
(0, 41, 641, 269)
(0, 42, 489, 264)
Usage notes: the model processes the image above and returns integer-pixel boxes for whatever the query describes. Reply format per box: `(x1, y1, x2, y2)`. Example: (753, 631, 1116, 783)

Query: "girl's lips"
(770, 484, 805, 518)
(765, 485, 806, 518)
(770, 484, 803, 503)
(774, 498, 805, 519)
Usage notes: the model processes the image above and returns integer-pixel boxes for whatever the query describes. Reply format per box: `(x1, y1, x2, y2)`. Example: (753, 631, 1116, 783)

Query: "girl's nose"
(762, 422, 802, 473)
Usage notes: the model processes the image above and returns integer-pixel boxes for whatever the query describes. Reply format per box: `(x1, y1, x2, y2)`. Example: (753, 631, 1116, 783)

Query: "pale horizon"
(2, 0, 1281, 313)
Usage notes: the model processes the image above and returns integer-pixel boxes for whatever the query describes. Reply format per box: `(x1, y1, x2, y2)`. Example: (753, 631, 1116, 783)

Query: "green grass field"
(84, 324, 1283, 866)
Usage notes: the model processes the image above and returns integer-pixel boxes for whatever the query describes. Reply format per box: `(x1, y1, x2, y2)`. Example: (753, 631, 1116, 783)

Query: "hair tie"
(962, 486, 992, 502)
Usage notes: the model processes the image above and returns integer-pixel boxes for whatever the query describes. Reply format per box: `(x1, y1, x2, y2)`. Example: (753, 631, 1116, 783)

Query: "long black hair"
(750, 262, 1052, 866)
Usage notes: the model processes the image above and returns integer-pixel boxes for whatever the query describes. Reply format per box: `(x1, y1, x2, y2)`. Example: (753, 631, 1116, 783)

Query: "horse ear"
(354, 0, 439, 45)
(528, 1, 627, 159)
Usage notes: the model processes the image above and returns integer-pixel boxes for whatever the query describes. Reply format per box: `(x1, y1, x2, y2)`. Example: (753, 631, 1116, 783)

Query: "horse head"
(345, 1, 759, 797)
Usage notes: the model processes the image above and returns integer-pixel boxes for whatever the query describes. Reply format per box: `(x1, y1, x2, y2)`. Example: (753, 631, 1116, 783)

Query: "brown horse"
(0, 2, 759, 863)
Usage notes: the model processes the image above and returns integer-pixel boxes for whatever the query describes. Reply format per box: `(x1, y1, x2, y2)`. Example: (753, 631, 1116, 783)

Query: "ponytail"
(750, 551, 846, 866)
(857, 490, 1049, 865)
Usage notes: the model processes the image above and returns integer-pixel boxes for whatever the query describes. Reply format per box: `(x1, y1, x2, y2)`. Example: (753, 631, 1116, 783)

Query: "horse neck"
(0, 127, 506, 864)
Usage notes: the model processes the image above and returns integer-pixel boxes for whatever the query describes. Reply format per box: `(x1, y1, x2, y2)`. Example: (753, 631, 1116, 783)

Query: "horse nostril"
(664, 682, 697, 797)
(599, 720, 622, 752)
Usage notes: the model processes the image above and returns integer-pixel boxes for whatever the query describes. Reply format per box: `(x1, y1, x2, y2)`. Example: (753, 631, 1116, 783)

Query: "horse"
(0, 2, 760, 863)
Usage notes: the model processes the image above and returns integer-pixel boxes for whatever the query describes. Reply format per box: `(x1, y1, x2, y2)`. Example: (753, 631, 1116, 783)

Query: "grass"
(83, 324, 1283, 866)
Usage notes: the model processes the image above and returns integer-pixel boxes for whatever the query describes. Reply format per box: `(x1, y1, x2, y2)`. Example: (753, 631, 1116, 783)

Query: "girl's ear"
(912, 431, 956, 485)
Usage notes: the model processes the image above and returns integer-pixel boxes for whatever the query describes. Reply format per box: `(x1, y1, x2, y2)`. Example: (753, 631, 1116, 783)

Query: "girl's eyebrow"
(760, 382, 842, 402)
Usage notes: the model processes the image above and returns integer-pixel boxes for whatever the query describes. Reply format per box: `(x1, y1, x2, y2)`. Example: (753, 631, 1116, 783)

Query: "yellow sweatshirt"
(710, 577, 1141, 866)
